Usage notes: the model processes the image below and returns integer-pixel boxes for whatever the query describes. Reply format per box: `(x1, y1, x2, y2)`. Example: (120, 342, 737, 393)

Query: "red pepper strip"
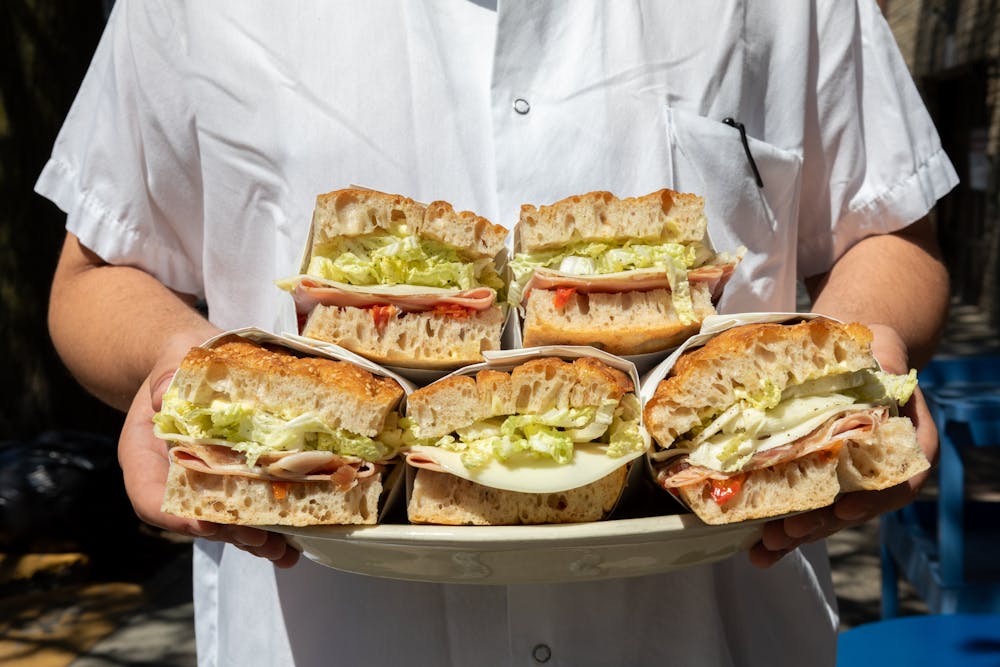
(553, 287, 576, 309)
(709, 474, 746, 506)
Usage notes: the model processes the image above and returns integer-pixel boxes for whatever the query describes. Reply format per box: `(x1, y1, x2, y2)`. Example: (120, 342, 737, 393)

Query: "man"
(42, 2, 953, 665)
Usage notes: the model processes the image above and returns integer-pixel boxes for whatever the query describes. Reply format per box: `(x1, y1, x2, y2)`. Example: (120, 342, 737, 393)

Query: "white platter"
(269, 515, 764, 585)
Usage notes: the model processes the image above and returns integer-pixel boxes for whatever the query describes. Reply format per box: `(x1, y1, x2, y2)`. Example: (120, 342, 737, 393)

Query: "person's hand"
(748, 323, 937, 567)
(118, 330, 300, 568)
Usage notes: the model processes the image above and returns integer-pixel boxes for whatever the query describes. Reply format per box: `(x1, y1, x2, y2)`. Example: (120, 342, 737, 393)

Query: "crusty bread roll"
(644, 318, 875, 444)
(407, 467, 628, 525)
(302, 303, 504, 370)
(405, 357, 642, 525)
(643, 319, 930, 525)
(292, 187, 508, 369)
(156, 336, 405, 526)
(173, 336, 404, 437)
(512, 188, 737, 356)
(673, 451, 841, 525)
(162, 463, 384, 526)
(310, 188, 507, 260)
(406, 357, 633, 439)
(521, 284, 715, 355)
(517, 189, 707, 253)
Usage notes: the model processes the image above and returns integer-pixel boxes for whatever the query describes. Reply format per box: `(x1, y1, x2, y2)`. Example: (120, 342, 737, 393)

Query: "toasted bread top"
(407, 356, 634, 439)
(643, 319, 876, 446)
(310, 188, 506, 260)
(173, 336, 404, 436)
(517, 188, 707, 253)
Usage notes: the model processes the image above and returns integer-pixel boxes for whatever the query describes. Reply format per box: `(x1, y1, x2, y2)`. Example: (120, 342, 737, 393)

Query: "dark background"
(1, 1, 122, 442)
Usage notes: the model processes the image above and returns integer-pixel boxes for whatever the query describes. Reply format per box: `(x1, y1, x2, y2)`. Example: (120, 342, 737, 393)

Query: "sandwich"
(508, 189, 740, 355)
(403, 356, 648, 525)
(278, 188, 508, 369)
(153, 335, 407, 526)
(642, 318, 930, 525)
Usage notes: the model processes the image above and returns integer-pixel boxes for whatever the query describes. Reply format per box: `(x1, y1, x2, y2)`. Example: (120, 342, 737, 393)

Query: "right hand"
(118, 331, 300, 567)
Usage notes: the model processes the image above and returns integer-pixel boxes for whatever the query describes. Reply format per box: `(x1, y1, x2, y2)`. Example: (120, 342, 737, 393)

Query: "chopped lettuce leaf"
(307, 232, 498, 291)
(508, 240, 707, 321)
(153, 390, 397, 465)
(873, 368, 918, 406)
(679, 367, 921, 473)
(420, 397, 646, 469)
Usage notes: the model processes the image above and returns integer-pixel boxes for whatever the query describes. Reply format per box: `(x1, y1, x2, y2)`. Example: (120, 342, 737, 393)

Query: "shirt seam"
(798, 144, 953, 259)
(846, 144, 951, 218)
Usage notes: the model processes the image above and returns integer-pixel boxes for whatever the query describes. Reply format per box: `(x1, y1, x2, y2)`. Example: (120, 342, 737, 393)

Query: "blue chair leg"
(880, 518, 900, 618)
(938, 418, 965, 594)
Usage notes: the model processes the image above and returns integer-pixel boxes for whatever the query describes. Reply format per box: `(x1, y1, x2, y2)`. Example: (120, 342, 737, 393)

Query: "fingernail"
(191, 523, 218, 537)
(836, 502, 867, 521)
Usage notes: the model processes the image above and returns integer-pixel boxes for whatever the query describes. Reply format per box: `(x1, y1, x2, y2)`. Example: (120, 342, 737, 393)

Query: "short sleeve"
(796, 0, 959, 278)
(34, 0, 205, 297)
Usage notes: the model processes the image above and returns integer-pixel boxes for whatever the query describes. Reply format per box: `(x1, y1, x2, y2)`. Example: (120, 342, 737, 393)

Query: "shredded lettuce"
(679, 368, 920, 472)
(415, 397, 646, 469)
(305, 232, 503, 294)
(508, 240, 710, 323)
(153, 389, 398, 465)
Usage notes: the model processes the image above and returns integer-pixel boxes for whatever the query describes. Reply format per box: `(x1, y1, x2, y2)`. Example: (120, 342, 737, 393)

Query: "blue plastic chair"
(880, 356, 1000, 617)
(837, 613, 1000, 666)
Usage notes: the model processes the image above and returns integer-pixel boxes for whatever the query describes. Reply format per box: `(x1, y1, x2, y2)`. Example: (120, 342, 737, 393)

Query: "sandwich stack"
(642, 316, 930, 525)
(153, 332, 410, 526)
(278, 188, 508, 370)
(509, 189, 740, 356)
(403, 352, 649, 525)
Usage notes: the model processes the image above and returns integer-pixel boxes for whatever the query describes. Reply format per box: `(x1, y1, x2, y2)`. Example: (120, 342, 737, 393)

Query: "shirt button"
(513, 98, 531, 114)
(532, 644, 551, 663)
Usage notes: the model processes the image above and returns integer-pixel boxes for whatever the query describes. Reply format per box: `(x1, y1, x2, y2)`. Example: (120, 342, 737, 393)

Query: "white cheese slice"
(687, 397, 876, 472)
(406, 443, 643, 494)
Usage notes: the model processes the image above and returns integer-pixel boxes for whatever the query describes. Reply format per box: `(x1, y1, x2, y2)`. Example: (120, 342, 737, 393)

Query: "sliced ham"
(168, 443, 380, 491)
(521, 261, 737, 304)
(289, 277, 496, 316)
(403, 451, 452, 474)
(656, 406, 889, 489)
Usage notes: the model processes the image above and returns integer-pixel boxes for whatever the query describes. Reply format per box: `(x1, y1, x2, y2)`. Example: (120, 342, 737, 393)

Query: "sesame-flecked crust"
(183, 336, 404, 406)
(173, 335, 404, 437)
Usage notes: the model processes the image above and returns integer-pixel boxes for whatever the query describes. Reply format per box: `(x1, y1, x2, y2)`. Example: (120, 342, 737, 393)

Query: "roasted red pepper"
(709, 474, 746, 505)
(553, 287, 576, 308)
(370, 304, 398, 335)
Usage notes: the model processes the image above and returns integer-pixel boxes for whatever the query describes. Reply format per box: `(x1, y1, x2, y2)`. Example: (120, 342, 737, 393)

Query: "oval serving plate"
(268, 515, 765, 585)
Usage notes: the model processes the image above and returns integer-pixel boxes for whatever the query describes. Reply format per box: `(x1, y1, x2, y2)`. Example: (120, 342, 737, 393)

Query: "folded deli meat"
(509, 189, 741, 355)
(277, 188, 508, 370)
(153, 335, 407, 526)
(642, 318, 930, 525)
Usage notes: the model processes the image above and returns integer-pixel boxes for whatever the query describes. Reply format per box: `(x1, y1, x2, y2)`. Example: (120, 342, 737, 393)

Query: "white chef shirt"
(37, 1, 957, 665)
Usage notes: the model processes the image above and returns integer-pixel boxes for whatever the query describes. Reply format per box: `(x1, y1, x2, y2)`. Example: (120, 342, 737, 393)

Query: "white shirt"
(37, 1, 956, 665)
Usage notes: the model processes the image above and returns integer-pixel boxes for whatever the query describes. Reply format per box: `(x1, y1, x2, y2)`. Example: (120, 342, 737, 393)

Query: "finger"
(759, 519, 794, 551)
(748, 541, 790, 568)
(782, 507, 835, 540)
(119, 380, 218, 538)
(226, 531, 301, 566)
(834, 484, 916, 523)
(148, 368, 177, 409)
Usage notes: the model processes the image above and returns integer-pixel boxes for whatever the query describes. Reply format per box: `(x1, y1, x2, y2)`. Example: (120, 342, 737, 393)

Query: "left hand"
(748, 323, 938, 567)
